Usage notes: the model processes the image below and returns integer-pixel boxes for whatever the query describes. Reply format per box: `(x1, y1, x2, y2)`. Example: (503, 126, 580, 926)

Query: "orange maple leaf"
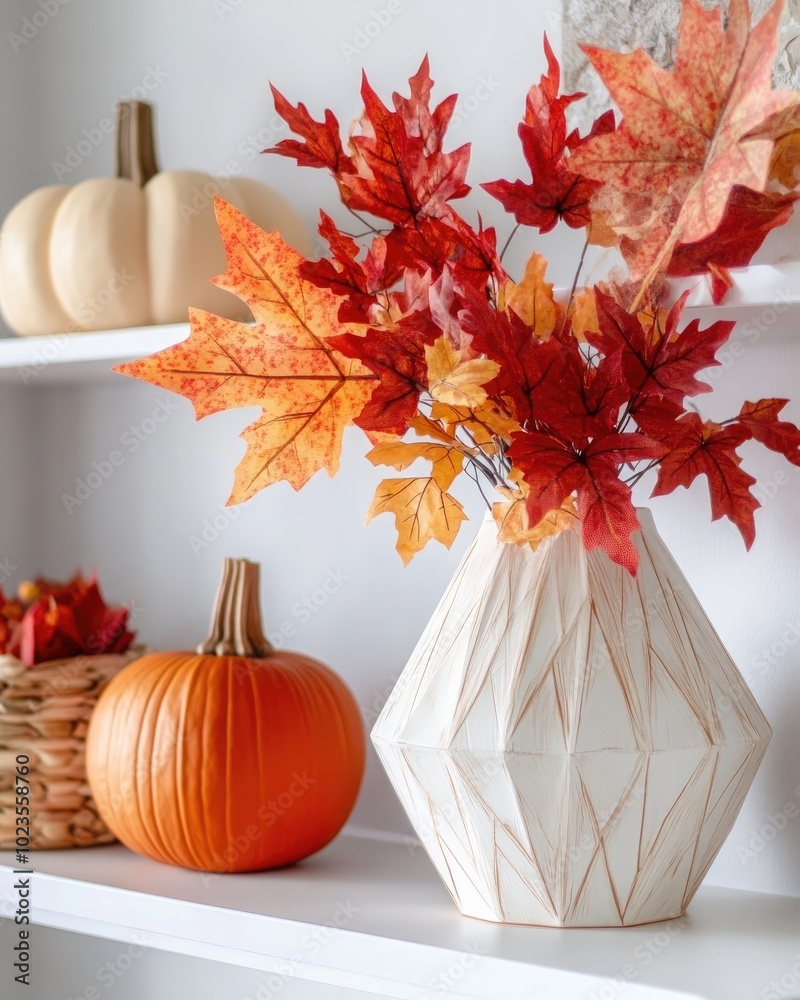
(115, 199, 376, 501)
(571, 0, 800, 284)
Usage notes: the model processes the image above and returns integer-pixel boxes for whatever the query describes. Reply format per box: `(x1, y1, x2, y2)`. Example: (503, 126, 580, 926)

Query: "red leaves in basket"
(0, 576, 134, 667)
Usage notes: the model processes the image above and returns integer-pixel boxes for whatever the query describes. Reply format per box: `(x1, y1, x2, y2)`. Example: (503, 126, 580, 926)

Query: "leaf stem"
(499, 223, 521, 263)
(345, 206, 386, 237)
(624, 457, 661, 487)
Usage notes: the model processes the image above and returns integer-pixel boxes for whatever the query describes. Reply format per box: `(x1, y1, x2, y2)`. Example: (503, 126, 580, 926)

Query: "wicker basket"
(0, 649, 141, 849)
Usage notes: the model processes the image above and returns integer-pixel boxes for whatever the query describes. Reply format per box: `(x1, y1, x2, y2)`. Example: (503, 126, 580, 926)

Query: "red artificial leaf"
(532, 348, 629, 447)
(589, 290, 733, 403)
(509, 429, 665, 572)
(269, 86, 353, 174)
(483, 37, 615, 234)
(666, 187, 798, 303)
(329, 272, 439, 434)
(390, 215, 504, 288)
(458, 280, 562, 424)
(651, 413, 758, 547)
(301, 212, 404, 323)
(737, 399, 800, 466)
(271, 60, 470, 226)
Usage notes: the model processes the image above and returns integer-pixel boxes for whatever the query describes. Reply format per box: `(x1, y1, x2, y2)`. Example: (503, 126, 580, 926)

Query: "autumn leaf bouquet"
(119, 0, 800, 574)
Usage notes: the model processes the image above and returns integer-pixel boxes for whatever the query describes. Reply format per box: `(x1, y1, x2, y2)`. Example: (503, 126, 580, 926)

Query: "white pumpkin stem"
(198, 558, 274, 658)
(116, 101, 159, 186)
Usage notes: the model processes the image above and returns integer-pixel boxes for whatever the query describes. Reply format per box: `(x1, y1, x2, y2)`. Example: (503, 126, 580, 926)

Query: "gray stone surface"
(563, 0, 800, 122)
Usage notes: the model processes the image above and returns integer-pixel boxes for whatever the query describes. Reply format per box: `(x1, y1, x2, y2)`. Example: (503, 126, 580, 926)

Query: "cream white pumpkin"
(0, 102, 312, 336)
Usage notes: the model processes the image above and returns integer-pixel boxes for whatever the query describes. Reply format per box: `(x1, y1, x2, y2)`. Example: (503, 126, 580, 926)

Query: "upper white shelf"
(0, 323, 188, 386)
(0, 261, 797, 387)
(2, 830, 798, 1000)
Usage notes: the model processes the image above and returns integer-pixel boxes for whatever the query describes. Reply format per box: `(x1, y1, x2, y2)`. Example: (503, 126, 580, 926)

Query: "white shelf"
(0, 261, 797, 388)
(0, 324, 188, 386)
(2, 832, 798, 1000)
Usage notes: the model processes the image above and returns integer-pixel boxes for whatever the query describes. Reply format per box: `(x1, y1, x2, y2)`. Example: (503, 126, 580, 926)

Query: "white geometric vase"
(372, 510, 772, 926)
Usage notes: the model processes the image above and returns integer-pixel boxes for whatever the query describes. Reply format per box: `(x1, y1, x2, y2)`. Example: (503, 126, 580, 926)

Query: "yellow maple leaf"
(500, 252, 559, 336)
(425, 336, 500, 409)
(115, 199, 376, 501)
(367, 437, 464, 492)
(492, 487, 576, 550)
(367, 478, 468, 564)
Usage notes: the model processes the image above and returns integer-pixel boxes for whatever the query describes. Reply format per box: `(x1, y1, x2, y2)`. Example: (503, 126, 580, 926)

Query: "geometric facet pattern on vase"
(372, 510, 772, 926)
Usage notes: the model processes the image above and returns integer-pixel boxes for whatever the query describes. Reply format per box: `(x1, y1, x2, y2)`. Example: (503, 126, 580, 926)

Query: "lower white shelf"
(1, 832, 798, 1000)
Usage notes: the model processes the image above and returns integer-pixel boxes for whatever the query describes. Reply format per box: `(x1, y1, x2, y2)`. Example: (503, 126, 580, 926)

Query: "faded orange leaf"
(425, 336, 500, 409)
(367, 477, 468, 564)
(367, 437, 465, 492)
(501, 251, 558, 336)
(571, 0, 800, 276)
(492, 487, 576, 549)
(569, 286, 599, 342)
(771, 129, 800, 189)
(115, 199, 376, 501)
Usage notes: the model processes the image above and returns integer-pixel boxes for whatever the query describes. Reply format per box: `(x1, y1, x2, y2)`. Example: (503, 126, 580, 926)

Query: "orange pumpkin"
(86, 558, 364, 872)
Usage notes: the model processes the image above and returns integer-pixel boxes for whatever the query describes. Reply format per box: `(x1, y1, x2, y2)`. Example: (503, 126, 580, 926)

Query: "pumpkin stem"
(197, 558, 274, 658)
(115, 101, 159, 186)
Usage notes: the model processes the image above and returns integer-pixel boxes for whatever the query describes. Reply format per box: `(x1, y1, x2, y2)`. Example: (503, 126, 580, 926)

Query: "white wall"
(1, 0, 799, 904)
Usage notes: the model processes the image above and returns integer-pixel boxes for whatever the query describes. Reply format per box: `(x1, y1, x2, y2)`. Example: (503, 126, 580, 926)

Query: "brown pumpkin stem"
(197, 558, 274, 658)
(116, 101, 159, 186)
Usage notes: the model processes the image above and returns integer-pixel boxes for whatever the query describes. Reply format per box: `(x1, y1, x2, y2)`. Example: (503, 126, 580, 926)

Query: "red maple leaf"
(482, 37, 615, 234)
(269, 86, 353, 174)
(301, 213, 404, 323)
(737, 399, 800, 466)
(329, 272, 438, 433)
(391, 215, 504, 288)
(458, 281, 562, 424)
(666, 187, 798, 304)
(532, 348, 628, 446)
(650, 413, 758, 547)
(509, 429, 665, 572)
(589, 290, 733, 404)
(271, 60, 470, 227)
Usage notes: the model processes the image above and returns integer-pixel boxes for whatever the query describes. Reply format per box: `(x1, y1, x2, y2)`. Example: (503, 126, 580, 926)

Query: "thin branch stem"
(624, 458, 661, 488)
(499, 223, 521, 263)
(345, 206, 385, 236)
